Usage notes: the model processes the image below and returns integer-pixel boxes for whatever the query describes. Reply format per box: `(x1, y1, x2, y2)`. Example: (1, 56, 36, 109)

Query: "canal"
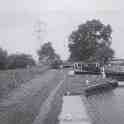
(84, 86, 124, 124)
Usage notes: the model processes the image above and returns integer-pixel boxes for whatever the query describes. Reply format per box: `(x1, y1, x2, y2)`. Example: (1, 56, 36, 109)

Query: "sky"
(0, 0, 124, 60)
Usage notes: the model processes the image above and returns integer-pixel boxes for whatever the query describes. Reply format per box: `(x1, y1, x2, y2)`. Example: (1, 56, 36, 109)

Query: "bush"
(0, 65, 49, 98)
(7, 54, 36, 69)
(0, 48, 8, 70)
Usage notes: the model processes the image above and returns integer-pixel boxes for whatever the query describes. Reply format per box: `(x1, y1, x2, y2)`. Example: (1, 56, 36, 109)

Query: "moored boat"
(84, 79, 118, 96)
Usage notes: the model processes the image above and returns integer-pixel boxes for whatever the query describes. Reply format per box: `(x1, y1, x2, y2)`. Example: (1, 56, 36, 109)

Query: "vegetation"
(68, 19, 114, 64)
(0, 47, 36, 70)
(0, 66, 49, 98)
(7, 54, 36, 69)
(0, 48, 8, 70)
(37, 42, 62, 68)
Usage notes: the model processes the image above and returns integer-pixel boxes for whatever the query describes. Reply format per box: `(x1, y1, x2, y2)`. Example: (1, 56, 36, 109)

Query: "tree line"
(0, 19, 115, 70)
(37, 18, 115, 68)
(0, 48, 36, 70)
(0, 42, 62, 70)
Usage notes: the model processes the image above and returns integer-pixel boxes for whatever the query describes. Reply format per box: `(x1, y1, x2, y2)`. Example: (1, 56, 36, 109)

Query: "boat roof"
(74, 61, 100, 64)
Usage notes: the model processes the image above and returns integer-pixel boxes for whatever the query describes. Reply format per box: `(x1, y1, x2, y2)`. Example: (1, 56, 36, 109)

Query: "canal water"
(84, 86, 124, 124)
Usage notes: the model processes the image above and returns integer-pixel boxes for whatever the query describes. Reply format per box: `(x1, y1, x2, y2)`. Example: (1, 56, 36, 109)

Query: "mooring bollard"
(102, 71, 106, 78)
(101, 66, 106, 79)
(66, 91, 70, 96)
(86, 80, 89, 85)
(64, 113, 72, 121)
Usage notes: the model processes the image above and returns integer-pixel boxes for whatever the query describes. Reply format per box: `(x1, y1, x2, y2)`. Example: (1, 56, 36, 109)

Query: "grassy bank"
(43, 77, 67, 124)
(0, 66, 49, 98)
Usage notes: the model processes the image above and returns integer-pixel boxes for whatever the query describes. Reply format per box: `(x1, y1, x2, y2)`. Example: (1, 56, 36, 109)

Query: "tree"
(7, 54, 36, 69)
(68, 19, 114, 64)
(37, 42, 61, 65)
(0, 47, 8, 69)
(50, 54, 63, 68)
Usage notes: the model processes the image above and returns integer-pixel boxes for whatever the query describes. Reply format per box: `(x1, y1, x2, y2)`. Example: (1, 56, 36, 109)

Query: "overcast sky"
(0, 0, 124, 60)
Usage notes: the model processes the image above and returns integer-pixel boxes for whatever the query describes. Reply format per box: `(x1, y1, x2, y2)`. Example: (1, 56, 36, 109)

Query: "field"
(0, 66, 49, 98)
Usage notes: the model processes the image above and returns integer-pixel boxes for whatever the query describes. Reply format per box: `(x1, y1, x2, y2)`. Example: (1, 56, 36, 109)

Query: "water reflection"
(83, 88, 124, 124)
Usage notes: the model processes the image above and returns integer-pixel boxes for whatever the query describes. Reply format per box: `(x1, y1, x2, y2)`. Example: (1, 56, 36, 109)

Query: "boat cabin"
(73, 62, 101, 74)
